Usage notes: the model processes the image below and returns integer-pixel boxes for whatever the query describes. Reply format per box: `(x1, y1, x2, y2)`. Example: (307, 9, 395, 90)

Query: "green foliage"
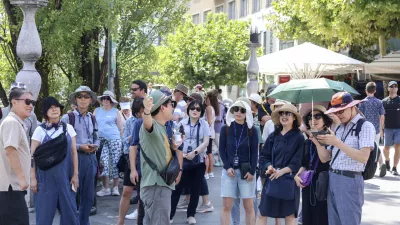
(269, 0, 400, 49)
(157, 13, 250, 88)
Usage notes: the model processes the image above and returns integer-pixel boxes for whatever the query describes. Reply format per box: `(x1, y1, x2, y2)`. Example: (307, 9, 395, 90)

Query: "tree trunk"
(98, 29, 109, 94)
(35, 57, 50, 122)
(379, 35, 388, 98)
(114, 63, 121, 102)
(0, 82, 9, 107)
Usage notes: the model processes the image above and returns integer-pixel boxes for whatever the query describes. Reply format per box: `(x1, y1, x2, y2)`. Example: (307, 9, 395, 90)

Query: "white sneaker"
(196, 202, 214, 213)
(177, 198, 190, 209)
(208, 172, 214, 178)
(187, 216, 196, 224)
(204, 174, 209, 180)
(96, 187, 111, 197)
(125, 209, 138, 220)
(112, 186, 120, 196)
(170, 219, 173, 224)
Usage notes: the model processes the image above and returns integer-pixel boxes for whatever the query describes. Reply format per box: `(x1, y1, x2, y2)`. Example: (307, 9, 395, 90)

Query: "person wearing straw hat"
(94, 90, 124, 197)
(219, 99, 258, 225)
(294, 105, 332, 225)
(174, 84, 189, 120)
(314, 92, 375, 225)
(262, 100, 291, 142)
(139, 90, 181, 225)
(61, 85, 100, 221)
(257, 104, 303, 225)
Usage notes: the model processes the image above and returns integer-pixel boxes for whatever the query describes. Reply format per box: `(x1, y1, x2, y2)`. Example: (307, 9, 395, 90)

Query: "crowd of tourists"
(0, 79, 399, 225)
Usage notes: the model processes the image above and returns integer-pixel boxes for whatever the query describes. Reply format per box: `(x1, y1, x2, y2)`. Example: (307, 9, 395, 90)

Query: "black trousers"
(0, 185, 29, 225)
(170, 163, 206, 219)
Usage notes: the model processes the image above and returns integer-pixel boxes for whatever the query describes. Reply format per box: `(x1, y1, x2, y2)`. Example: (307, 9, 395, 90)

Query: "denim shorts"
(221, 169, 256, 199)
(384, 129, 400, 146)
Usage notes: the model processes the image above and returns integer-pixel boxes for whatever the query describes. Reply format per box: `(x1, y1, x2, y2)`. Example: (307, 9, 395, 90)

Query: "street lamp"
(11, 0, 48, 100)
(246, 25, 261, 97)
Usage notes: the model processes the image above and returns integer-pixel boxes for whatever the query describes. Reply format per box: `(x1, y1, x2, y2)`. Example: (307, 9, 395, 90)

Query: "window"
(266, 0, 272, 8)
(240, 0, 247, 17)
(192, 14, 200, 24)
(252, 0, 260, 13)
(279, 40, 295, 50)
(228, 1, 236, 20)
(216, 5, 224, 13)
(203, 10, 211, 22)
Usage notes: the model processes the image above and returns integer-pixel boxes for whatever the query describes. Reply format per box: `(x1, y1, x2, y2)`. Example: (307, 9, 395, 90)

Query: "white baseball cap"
(248, 93, 263, 105)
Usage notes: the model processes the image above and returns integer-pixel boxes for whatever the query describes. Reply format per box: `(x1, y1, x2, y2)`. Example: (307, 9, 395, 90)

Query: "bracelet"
(144, 111, 151, 115)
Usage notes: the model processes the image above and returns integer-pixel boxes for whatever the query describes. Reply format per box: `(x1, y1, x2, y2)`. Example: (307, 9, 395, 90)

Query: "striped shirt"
(329, 114, 375, 172)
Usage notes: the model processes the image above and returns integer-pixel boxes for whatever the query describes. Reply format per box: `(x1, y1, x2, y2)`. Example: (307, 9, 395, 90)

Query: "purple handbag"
(299, 143, 319, 187)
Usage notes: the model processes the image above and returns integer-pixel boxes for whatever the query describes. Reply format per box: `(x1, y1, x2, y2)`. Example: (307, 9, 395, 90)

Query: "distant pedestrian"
(259, 85, 277, 132)
(0, 88, 35, 225)
(382, 81, 400, 176)
(358, 82, 386, 176)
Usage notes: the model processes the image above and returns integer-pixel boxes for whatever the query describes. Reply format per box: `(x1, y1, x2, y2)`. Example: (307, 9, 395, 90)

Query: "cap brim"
(325, 100, 362, 114)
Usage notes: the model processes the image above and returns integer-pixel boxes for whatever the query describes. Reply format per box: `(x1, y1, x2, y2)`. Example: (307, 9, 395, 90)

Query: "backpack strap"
(67, 112, 75, 128)
(354, 119, 366, 137)
(91, 114, 98, 131)
(196, 122, 201, 147)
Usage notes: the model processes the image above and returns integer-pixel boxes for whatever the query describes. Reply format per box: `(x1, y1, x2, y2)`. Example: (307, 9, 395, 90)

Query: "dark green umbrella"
(267, 78, 360, 104)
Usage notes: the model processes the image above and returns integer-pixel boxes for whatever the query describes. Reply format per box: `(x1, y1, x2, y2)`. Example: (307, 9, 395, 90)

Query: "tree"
(157, 13, 250, 88)
(269, 0, 400, 55)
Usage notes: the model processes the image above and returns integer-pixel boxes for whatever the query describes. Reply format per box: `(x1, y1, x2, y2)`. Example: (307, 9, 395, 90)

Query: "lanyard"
(233, 122, 246, 156)
(189, 121, 199, 145)
(309, 143, 319, 170)
(81, 114, 93, 143)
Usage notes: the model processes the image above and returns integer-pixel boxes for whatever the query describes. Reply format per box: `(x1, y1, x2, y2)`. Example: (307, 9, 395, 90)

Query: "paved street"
(29, 147, 400, 225)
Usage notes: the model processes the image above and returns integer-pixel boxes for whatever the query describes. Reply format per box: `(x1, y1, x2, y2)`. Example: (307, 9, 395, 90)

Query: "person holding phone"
(219, 99, 258, 225)
(30, 97, 79, 225)
(257, 104, 303, 225)
(294, 105, 332, 225)
(62, 86, 100, 223)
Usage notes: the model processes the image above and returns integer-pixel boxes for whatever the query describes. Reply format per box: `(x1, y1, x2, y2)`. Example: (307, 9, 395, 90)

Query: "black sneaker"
(392, 167, 399, 176)
(379, 164, 387, 177)
(90, 207, 97, 216)
(385, 161, 391, 171)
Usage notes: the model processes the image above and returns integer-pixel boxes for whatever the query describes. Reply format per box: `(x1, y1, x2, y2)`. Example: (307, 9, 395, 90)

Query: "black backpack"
(67, 111, 97, 131)
(334, 119, 380, 180)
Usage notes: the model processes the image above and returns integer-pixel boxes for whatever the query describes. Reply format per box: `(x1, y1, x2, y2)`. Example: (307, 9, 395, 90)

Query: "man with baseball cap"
(139, 90, 183, 224)
(382, 81, 400, 175)
(314, 92, 375, 225)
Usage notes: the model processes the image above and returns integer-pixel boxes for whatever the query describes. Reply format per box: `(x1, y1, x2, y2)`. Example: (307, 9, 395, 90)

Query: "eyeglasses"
(15, 99, 36, 106)
(308, 113, 323, 121)
(165, 100, 177, 108)
(334, 109, 345, 115)
(77, 94, 91, 99)
(278, 111, 292, 117)
(190, 107, 202, 112)
(131, 88, 140, 92)
(232, 106, 246, 114)
(101, 96, 111, 101)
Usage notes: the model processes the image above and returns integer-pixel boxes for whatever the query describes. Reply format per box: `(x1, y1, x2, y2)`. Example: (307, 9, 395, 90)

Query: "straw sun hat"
(271, 104, 302, 126)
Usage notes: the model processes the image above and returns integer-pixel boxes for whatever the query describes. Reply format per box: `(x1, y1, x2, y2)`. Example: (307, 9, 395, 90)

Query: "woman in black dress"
(295, 105, 332, 225)
(257, 104, 304, 225)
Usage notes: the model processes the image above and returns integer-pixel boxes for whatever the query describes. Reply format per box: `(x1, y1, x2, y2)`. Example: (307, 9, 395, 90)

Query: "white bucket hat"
(226, 100, 254, 129)
(249, 93, 263, 105)
(97, 90, 118, 107)
(69, 86, 97, 105)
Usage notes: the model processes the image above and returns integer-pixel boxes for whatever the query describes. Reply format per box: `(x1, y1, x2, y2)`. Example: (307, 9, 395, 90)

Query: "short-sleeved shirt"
(382, 96, 400, 129)
(358, 96, 385, 134)
(1, 106, 38, 142)
(122, 116, 136, 154)
(139, 119, 174, 190)
(0, 112, 31, 191)
(32, 123, 76, 143)
(179, 118, 210, 163)
(330, 114, 375, 172)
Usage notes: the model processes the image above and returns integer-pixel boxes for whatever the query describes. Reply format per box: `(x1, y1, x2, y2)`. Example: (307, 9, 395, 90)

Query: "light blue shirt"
(95, 107, 121, 140)
(122, 116, 136, 154)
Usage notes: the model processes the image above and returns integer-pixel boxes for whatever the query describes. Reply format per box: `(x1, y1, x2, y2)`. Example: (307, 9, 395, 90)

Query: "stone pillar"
(246, 27, 261, 97)
(11, 0, 48, 100)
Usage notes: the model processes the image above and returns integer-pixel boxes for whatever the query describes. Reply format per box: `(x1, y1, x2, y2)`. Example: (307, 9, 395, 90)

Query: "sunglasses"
(15, 98, 36, 106)
(308, 113, 323, 121)
(77, 94, 91, 99)
(190, 107, 202, 112)
(164, 100, 177, 108)
(131, 88, 140, 92)
(389, 85, 398, 88)
(278, 111, 292, 117)
(101, 96, 111, 101)
(232, 106, 246, 114)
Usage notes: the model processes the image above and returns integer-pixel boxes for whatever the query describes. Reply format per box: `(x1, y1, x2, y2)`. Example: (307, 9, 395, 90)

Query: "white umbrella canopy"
(257, 42, 364, 78)
(365, 51, 400, 74)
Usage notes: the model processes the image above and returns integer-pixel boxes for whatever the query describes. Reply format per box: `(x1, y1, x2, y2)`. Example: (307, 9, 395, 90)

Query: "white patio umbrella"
(257, 42, 365, 78)
(365, 51, 400, 74)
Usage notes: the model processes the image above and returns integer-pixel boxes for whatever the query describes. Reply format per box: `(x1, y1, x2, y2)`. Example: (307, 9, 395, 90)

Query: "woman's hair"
(206, 90, 220, 116)
(9, 88, 33, 108)
(304, 110, 333, 129)
(186, 100, 205, 117)
(131, 98, 144, 117)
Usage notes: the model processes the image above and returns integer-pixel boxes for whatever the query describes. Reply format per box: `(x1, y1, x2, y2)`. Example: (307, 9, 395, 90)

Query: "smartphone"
(71, 184, 77, 192)
(311, 128, 330, 146)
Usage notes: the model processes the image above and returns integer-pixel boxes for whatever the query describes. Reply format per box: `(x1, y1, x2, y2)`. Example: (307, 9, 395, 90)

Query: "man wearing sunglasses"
(61, 86, 99, 224)
(382, 81, 400, 176)
(0, 88, 35, 225)
(316, 92, 375, 225)
(130, 80, 147, 100)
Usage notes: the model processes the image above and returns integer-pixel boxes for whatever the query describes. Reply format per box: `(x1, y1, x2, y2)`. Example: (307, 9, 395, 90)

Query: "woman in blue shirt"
(257, 104, 303, 225)
(219, 100, 258, 225)
(94, 91, 124, 197)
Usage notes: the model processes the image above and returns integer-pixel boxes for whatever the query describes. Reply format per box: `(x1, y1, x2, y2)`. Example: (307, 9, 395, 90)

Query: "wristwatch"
(194, 150, 199, 155)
